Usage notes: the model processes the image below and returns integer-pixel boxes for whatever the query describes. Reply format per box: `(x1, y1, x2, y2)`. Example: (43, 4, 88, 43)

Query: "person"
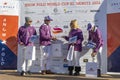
(87, 23, 103, 77)
(39, 16, 56, 75)
(17, 17, 37, 76)
(62, 19, 84, 76)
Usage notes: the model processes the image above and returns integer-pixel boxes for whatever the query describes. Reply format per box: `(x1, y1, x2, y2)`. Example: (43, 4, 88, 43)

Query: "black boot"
(20, 71, 25, 76)
(27, 71, 32, 75)
(97, 69, 101, 77)
(68, 66, 74, 75)
(74, 66, 81, 76)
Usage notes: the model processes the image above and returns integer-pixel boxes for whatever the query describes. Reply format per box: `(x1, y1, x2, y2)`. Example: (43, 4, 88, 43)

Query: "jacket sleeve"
(17, 28, 22, 44)
(76, 31, 84, 44)
(64, 36, 69, 41)
(93, 30, 103, 53)
(88, 31, 92, 41)
(33, 27, 37, 35)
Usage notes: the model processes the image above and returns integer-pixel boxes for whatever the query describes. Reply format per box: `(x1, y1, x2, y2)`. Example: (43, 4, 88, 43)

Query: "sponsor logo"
(87, 68, 96, 72)
(37, 10, 49, 15)
(64, 8, 72, 14)
(0, 2, 15, 9)
(52, 7, 60, 15)
(63, 25, 68, 28)
(52, 59, 61, 61)
(110, 2, 120, 10)
(53, 8, 58, 13)
(63, 64, 68, 67)
(25, 11, 36, 14)
(4, 2, 7, 5)
(111, 2, 120, 6)
(0, 47, 6, 66)
(75, 10, 88, 13)
(90, 9, 100, 12)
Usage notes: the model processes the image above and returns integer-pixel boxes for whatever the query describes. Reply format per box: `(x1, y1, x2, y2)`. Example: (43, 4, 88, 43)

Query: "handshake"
(52, 36, 57, 41)
(52, 35, 66, 41)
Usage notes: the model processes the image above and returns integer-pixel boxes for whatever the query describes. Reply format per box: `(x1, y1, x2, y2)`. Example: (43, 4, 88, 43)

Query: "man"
(17, 17, 37, 76)
(87, 23, 103, 77)
(39, 16, 56, 75)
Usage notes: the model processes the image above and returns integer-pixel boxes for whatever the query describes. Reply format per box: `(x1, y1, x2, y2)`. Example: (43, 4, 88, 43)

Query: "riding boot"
(97, 69, 101, 77)
(74, 66, 81, 76)
(68, 66, 74, 75)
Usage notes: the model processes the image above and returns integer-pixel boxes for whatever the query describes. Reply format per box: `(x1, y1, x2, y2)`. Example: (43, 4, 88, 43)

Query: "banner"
(107, 0, 120, 72)
(18, 0, 107, 73)
(0, 0, 19, 69)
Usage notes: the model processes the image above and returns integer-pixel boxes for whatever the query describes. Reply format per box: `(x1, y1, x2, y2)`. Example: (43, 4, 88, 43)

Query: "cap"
(87, 23, 94, 30)
(25, 17, 32, 22)
(44, 16, 53, 21)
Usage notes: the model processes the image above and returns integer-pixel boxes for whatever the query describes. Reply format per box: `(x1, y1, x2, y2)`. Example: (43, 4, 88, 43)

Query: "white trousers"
(68, 51, 81, 66)
(96, 47, 103, 69)
(40, 45, 51, 70)
(18, 45, 32, 72)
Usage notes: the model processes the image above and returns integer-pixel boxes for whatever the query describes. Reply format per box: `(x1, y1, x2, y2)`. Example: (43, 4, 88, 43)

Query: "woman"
(62, 19, 84, 76)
